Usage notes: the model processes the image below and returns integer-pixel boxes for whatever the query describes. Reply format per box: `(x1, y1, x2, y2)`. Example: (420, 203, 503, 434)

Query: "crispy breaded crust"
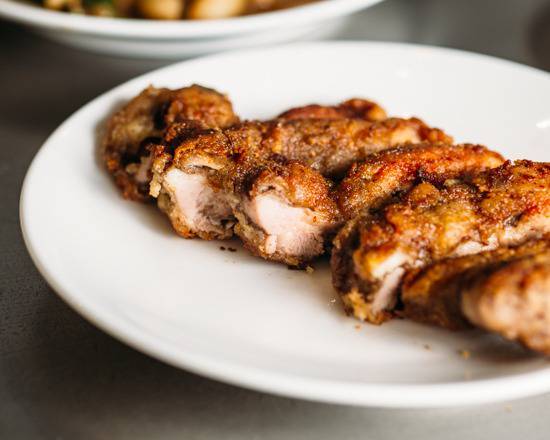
(102, 85, 238, 202)
(333, 161, 550, 324)
(155, 117, 451, 181)
(278, 98, 387, 122)
(336, 143, 505, 220)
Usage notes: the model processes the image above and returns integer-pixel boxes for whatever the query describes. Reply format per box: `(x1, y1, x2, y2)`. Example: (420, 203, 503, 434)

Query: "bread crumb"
(505, 405, 512, 413)
(305, 265, 314, 274)
(459, 349, 471, 359)
(355, 324, 361, 330)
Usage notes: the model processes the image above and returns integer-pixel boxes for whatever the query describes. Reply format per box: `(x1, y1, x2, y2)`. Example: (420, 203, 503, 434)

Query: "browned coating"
(102, 84, 239, 202)
(159, 117, 451, 180)
(336, 143, 505, 220)
(278, 98, 387, 122)
(401, 238, 550, 331)
(333, 161, 550, 324)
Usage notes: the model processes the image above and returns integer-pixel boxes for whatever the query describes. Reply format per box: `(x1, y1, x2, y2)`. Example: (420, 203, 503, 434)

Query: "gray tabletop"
(2, 0, 550, 438)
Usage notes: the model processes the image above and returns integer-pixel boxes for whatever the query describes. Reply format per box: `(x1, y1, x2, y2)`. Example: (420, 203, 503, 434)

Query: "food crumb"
(227, 247, 237, 252)
(355, 324, 361, 330)
(423, 344, 431, 351)
(505, 405, 512, 413)
(219, 246, 226, 251)
(458, 349, 471, 360)
(464, 370, 472, 380)
(305, 265, 314, 274)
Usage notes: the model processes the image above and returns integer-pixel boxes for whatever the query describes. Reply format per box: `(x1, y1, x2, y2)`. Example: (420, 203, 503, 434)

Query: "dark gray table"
(2, 0, 550, 438)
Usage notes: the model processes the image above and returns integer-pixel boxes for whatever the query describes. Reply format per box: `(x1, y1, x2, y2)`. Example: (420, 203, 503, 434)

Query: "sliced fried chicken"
(333, 161, 550, 324)
(102, 84, 239, 202)
(150, 117, 450, 263)
(278, 98, 387, 122)
(401, 239, 550, 355)
(228, 160, 341, 266)
(336, 143, 505, 220)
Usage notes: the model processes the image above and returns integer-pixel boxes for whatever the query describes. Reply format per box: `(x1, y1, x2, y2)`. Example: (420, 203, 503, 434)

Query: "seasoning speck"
(458, 349, 471, 360)
(219, 246, 226, 251)
(228, 247, 237, 253)
(423, 344, 431, 351)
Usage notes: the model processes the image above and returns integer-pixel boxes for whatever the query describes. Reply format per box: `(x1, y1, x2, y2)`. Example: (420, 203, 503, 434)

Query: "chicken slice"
(229, 160, 341, 266)
(278, 98, 387, 122)
(401, 239, 550, 355)
(102, 84, 239, 202)
(336, 143, 505, 220)
(333, 161, 550, 324)
(149, 121, 236, 239)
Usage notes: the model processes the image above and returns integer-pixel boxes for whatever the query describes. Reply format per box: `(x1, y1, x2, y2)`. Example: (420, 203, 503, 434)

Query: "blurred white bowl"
(0, 0, 383, 58)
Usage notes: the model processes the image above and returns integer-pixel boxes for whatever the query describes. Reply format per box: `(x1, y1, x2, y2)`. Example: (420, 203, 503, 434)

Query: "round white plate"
(0, 0, 381, 58)
(21, 42, 550, 408)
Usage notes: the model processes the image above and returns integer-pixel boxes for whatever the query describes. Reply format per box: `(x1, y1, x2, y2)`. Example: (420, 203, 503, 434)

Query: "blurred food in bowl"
(38, 0, 318, 19)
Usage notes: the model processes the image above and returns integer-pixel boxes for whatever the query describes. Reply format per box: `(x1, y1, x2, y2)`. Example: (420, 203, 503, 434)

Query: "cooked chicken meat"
(102, 84, 239, 202)
(333, 161, 550, 324)
(462, 245, 550, 355)
(150, 117, 450, 264)
(278, 98, 387, 122)
(336, 143, 505, 220)
(402, 238, 550, 329)
(229, 160, 341, 266)
(402, 238, 550, 354)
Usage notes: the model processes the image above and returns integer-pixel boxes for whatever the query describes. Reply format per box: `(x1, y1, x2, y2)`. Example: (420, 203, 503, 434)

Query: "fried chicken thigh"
(150, 117, 450, 264)
(402, 239, 550, 354)
(336, 143, 505, 220)
(333, 161, 550, 324)
(102, 84, 239, 201)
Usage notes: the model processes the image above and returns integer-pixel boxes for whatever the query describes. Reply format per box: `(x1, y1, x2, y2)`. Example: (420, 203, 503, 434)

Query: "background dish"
(0, 0, 382, 58)
(20, 42, 550, 408)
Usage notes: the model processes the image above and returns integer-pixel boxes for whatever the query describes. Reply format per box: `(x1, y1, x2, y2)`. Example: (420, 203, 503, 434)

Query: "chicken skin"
(278, 98, 387, 122)
(402, 238, 550, 355)
(150, 117, 450, 264)
(333, 161, 550, 324)
(336, 143, 505, 220)
(102, 84, 239, 202)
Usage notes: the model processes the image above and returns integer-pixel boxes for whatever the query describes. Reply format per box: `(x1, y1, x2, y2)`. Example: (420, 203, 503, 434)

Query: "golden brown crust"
(156, 117, 452, 181)
(333, 161, 550, 324)
(102, 84, 239, 202)
(336, 143, 505, 220)
(278, 98, 387, 122)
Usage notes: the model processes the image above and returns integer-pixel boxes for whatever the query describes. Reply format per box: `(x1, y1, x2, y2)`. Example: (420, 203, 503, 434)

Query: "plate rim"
(0, 0, 381, 38)
(20, 41, 550, 408)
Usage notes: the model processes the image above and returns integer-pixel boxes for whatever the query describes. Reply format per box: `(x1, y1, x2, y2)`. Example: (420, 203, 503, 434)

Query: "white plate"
(21, 42, 550, 408)
(0, 0, 381, 58)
